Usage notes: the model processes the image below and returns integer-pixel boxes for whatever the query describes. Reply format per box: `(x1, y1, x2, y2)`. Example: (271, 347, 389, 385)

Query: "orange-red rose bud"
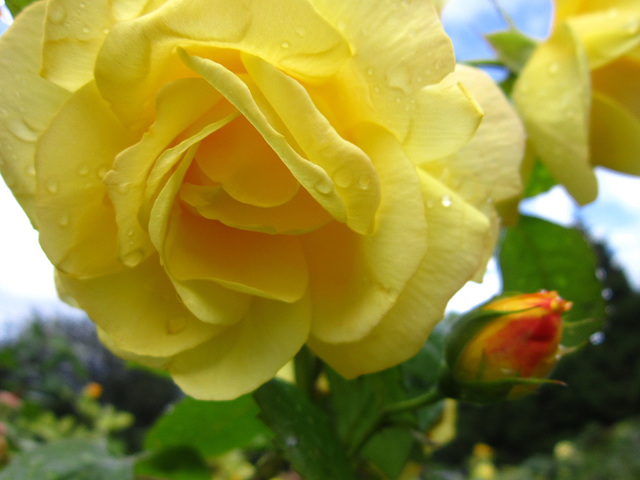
(440, 291, 572, 403)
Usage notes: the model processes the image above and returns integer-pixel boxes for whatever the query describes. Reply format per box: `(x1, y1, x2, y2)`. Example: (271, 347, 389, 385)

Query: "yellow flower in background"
(513, 0, 640, 205)
(0, 0, 523, 400)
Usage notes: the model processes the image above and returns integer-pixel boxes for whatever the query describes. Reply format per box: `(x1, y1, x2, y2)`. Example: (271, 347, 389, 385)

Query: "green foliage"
(486, 29, 537, 73)
(0, 438, 135, 480)
(500, 215, 606, 347)
(4, 0, 36, 18)
(135, 446, 211, 480)
(254, 379, 356, 480)
(144, 395, 272, 459)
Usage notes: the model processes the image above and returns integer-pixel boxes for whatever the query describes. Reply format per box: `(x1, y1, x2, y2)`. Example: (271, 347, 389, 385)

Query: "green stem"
(348, 387, 444, 458)
(293, 346, 320, 399)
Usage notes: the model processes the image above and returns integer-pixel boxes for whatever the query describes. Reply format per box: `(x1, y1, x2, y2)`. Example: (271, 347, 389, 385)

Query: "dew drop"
(386, 67, 411, 92)
(166, 316, 189, 335)
(78, 1, 86, 8)
(96, 165, 109, 179)
(58, 213, 70, 227)
(77, 164, 90, 176)
(48, 5, 66, 24)
(25, 164, 36, 177)
(357, 173, 372, 189)
(8, 118, 39, 142)
(548, 62, 560, 75)
(121, 248, 144, 267)
(294, 27, 306, 37)
(601, 288, 613, 300)
(82, 26, 91, 35)
(281, 41, 290, 49)
(313, 179, 333, 195)
(441, 195, 452, 207)
(45, 178, 59, 194)
(285, 436, 298, 448)
(334, 168, 354, 188)
(590, 331, 605, 346)
(366, 67, 374, 76)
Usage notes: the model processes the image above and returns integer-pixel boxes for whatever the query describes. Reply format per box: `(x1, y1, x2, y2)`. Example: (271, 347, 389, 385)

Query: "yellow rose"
(513, 0, 640, 204)
(0, 0, 523, 400)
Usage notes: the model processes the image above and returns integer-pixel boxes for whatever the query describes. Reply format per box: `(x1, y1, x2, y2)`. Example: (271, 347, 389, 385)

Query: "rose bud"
(439, 291, 572, 403)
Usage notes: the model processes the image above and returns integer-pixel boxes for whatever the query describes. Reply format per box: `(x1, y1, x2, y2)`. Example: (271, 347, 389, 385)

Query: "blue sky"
(0, 0, 639, 330)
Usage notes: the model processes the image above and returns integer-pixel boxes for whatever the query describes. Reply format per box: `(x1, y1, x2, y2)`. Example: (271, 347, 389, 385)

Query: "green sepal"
(485, 29, 538, 73)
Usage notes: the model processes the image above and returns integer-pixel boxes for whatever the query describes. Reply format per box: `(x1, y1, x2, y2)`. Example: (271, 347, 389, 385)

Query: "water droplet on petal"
(25, 164, 36, 177)
(58, 213, 70, 227)
(441, 195, 452, 207)
(366, 67, 374, 76)
(96, 165, 109, 180)
(45, 178, 59, 194)
(281, 41, 290, 49)
(48, 5, 66, 23)
(8, 118, 39, 142)
(166, 316, 189, 335)
(77, 164, 90, 176)
(357, 174, 372, 189)
(313, 179, 333, 195)
(548, 62, 560, 75)
(294, 27, 306, 37)
(121, 248, 145, 267)
(334, 168, 354, 188)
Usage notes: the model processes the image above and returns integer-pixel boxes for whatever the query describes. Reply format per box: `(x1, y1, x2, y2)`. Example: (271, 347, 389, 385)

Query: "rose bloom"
(450, 291, 570, 401)
(513, 0, 640, 205)
(0, 0, 523, 399)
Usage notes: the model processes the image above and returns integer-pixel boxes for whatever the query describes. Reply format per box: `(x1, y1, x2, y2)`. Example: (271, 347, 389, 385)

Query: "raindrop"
(589, 331, 605, 346)
(121, 248, 145, 267)
(45, 178, 59, 194)
(81, 26, 91, 35)
(78, 1, 86, 7)
(281, 41, 290, 49)
(294, 27, 306, 37)
(25, 164, 36, 177)
(285, 436, 298, 448)
(313, 179, 333, 195)
(334, 168, 354, 188)
(357, 173, 372, 189)
(77, 164, 90, 176)
(595, 267, 607, 281)
(8, 118, 39, 142)
(601, 288, 613, 300)
(386, 67, 411, 92)
(96, 165, 109, 179)
(548, 62, 560, 75)
(166, 316, 189, 335)
(366, 67, 374, 76)
(58, 213, 70, 227)
(441, 195, 452, 207)
(48, 5, 66, 24)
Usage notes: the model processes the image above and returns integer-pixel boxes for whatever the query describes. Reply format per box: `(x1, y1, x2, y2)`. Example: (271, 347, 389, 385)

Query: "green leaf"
(144, 395, 272, 459)
(499, 215, 606, 347)
(5, 0, 36, 18)
(523, 158, 558, 198)
(485, 29, 538, 73)
(135, 446, 211, 480)
(0, 438, 135, 480)
(325, 367, 415, 479)
(253, 379, 356, 480)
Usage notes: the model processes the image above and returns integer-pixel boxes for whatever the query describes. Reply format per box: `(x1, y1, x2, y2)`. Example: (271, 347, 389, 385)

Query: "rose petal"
(94, 0, 350, 126)
(590, 91, 640, 175)
(243, 54, 380, 234)
(422, 65, 524, 205)
(35, 82, 138, 278)
(105, 77, 229, 267)
(308, 0, 455, 141)
(165, 209, 309, 303)
(180, 182, 332, 234)
(309, 169, 491, 377)
(194, 115, 300, 208)
(41, 0, 160, 91)
(566, 7, 640, 69)
(179, 50, 352, 226)
(303, 124, 427, 343)
(168, 294, 312, 400)
(56, 256, 226, 357)
(0, 2, 69, 224)
(513, 23, 597, 205)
